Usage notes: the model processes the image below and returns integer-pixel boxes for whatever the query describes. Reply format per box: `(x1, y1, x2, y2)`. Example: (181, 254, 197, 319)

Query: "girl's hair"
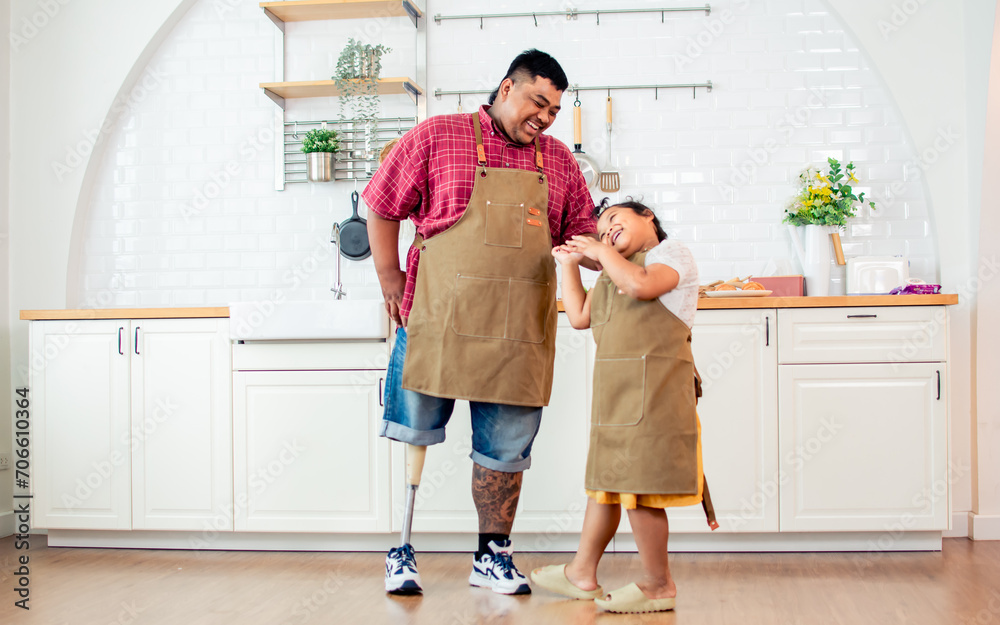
(593, 197, 668, 242)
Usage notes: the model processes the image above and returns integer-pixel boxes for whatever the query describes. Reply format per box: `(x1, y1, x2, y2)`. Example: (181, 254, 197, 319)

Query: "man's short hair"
(488, 49, 569, 104)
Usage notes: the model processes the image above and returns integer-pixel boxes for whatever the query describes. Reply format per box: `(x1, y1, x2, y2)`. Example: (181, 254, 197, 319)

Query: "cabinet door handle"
(134, 326, 141, 355)
(765, 316, 769, 347)
(936, 370, 941, 400)
(379, 377, 384, 407)
(847, 314, 878, 319)
(118, 327, 124, 355)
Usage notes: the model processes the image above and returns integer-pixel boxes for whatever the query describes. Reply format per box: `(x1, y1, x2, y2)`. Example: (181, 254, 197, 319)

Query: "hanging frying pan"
(571, 97, 601, 190)
(340, 190, 371, 260)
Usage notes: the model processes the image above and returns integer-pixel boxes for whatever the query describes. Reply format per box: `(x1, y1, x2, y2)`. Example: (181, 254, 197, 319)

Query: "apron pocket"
(485, 201, 525, 248)
(452, 274, 509, 339)
(594, 356, 645, 426)
(505, 277, 550, 344)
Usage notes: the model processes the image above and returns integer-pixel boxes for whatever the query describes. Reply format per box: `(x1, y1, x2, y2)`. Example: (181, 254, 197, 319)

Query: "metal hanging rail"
(434, 81, 713, 101)
(434, 5, 711, 27)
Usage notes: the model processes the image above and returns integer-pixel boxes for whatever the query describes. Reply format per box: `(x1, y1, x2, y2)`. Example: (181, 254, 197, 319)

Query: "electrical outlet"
(0, 453, 9, 471)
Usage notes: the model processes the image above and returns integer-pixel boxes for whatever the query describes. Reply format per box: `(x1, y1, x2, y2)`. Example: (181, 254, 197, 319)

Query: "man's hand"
(380, 268, 407, 328)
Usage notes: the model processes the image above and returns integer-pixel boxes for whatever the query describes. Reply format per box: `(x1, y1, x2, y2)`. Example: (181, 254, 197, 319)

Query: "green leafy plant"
(300, 128, 340, 154)
(333, 38, 391, 153)
(783, 157, 877, 227)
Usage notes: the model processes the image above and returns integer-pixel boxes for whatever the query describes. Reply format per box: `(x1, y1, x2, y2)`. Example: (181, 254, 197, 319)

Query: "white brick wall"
(74, 0, 938, 308)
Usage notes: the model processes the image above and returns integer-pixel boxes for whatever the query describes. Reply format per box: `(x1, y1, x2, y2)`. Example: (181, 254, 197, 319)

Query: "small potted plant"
(301, 127, 340, 182)
(783, 157, 877, 295)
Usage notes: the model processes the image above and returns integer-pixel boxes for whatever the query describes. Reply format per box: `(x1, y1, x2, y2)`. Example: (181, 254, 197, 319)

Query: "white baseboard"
(970, 513, 1000, 540)
(943, 511, 971, 538)
(45, 529, 943, 553)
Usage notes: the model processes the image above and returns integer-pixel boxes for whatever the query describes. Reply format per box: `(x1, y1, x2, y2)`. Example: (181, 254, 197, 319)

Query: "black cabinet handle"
(134, 326, 140, 355)
(765, 316, 769, 347)
(847, 314, 878, 319)
(118, 327, 124, 355)
(937, 370, 941, 400)
(379, 377, 384, 407)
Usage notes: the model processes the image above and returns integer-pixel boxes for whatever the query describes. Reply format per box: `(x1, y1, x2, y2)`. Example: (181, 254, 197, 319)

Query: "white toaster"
(846, 256, 909, 295)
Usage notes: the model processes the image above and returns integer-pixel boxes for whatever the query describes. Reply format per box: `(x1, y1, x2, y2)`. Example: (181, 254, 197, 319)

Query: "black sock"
(476, 533, 509, 560)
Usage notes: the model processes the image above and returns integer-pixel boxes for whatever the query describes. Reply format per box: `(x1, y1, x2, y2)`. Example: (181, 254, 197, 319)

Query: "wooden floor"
(1, 536, 998, 624)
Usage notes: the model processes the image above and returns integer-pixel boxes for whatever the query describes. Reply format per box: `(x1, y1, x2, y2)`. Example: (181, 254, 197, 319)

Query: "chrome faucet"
(330, 222, 346, 300)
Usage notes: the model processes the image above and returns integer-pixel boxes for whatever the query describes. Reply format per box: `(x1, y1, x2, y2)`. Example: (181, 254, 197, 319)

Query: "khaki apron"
(401, 114, 557, 407)
(585, 251, 717, 526)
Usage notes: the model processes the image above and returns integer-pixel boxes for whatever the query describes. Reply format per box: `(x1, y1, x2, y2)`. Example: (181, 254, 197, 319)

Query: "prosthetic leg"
(386, 444, 427, 594)
(400, 444, 426, 547)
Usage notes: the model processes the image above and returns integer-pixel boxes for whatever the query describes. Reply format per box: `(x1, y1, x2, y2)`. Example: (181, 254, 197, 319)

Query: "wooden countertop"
(21, 294, 959, 320)
(20, 307, 230, 320)
(558, 293, 958, 312)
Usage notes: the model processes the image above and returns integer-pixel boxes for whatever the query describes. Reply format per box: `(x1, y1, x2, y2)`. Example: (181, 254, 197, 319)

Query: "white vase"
(788, 224, 836, 296)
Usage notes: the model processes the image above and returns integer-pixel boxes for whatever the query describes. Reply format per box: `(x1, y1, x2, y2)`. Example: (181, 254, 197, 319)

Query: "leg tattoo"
(472, 464, 523, 534)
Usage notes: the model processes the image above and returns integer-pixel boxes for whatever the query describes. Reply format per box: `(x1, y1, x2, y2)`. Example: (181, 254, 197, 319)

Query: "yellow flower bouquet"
(783, 157, 876, 227)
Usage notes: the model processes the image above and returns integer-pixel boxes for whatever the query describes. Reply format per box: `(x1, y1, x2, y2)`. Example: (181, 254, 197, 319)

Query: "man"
(363, 49, 596, 596)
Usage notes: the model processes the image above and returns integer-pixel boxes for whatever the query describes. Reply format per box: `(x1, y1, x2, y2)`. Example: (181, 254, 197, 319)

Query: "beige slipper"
(594, 583, 676, 613)
(529, 564, 604, 600)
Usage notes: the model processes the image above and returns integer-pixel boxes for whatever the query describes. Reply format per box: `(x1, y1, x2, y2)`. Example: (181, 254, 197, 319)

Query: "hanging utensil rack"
(284, 116, 417, 184)
(434, 5, 711, 27)
(435, 81, 714, 101)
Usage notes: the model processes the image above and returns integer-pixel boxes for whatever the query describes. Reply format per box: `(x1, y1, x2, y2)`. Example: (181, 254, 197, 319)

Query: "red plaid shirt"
(362, 105, 597, 319)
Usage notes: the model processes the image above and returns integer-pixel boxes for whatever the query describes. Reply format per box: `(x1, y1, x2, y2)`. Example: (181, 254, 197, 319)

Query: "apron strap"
(471, 113, 545, 174)
(701, 475, 720, 530)
(472, 114, 487, 166)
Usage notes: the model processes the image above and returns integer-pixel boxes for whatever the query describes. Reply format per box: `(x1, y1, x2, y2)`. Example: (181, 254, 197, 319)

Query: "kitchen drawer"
(777, 306, 947, 364)
(232, 339, 390, 371)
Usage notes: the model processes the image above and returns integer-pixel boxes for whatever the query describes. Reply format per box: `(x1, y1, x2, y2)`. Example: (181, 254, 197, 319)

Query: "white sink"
(229, 299, 389, 341)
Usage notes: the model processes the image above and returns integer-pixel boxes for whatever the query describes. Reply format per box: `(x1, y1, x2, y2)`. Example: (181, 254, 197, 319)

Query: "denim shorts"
(380, 327, 543, 473)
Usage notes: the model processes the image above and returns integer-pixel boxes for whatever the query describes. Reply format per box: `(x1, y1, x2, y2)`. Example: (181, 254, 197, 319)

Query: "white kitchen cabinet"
(233, 369, 391, 532)
(776, 306, 950, 532)
(130, 320, 233, 530)
(32, 320, 131, 529)
(389, 316, 592, 536)
(30, 318, 232, 531)
(777, 363, 948, 532)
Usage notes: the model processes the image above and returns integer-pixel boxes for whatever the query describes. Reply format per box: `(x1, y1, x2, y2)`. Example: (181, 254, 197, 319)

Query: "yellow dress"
(586, 413, 704, 510)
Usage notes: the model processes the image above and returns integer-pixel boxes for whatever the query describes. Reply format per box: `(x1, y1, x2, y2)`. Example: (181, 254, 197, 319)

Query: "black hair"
(594, 196, 668, 242)
(487, 49, 569, 105)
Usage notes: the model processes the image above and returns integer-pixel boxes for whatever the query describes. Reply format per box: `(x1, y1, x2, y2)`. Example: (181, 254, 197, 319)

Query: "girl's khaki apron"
(586, 251, 717, 527)
(402, 114, 558, 408)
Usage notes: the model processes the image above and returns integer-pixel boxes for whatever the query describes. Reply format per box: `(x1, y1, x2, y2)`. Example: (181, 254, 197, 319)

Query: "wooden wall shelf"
(260, 0, 422, 24)
(260, 78, 423, 108)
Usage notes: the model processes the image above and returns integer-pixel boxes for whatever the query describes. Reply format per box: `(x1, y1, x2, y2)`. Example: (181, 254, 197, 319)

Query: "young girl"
(532, 198, 717, 614)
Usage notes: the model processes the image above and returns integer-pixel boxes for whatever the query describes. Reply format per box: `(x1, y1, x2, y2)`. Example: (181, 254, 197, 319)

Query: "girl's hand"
(552, 245, 584, 265)
(564, 235, 611, 262)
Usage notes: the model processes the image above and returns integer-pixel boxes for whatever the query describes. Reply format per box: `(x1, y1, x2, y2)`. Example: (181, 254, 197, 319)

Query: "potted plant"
(783, 157, 877, 295)
(301, 127, 340, 182)
(333, 38, 392, 159)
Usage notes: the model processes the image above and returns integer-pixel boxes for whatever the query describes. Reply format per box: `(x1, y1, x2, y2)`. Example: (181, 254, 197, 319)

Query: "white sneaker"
(469, 540, 531, 595)
(385, 543, 422, 594)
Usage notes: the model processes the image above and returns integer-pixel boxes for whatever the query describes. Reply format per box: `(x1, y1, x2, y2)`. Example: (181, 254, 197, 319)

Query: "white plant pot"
(306, 152, 335, 182)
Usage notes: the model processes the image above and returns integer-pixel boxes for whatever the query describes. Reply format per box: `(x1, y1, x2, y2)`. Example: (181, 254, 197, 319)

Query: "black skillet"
(340, 190, 371, 260)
